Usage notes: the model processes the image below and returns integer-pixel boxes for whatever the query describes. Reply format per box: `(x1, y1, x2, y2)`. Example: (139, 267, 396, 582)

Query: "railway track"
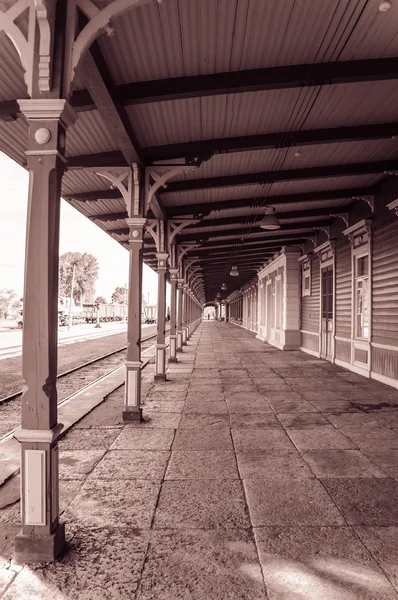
(0, 328, 166, 405)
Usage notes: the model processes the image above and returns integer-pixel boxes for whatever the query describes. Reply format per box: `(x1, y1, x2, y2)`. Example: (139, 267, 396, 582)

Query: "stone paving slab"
(3, 322, 398, 599)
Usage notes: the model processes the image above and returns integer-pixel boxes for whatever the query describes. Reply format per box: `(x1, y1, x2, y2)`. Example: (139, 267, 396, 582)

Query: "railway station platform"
(1, 321, 398, 599)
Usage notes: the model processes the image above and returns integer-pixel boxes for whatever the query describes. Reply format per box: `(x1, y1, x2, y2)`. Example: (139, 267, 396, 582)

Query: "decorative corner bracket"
(145, 165, 196, 215)
(146, 219, 166, 253)
(92, 165, 141, 216)
(331, 213, 349, 227)
(314, 225, 331, 240)
(352, 195, 375, 213)
(167, 219, 201, 246)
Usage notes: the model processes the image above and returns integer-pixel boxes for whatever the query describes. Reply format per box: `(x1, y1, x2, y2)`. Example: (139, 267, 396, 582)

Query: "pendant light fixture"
(230, 266, 239, 276)
(260, 206, 281, 230)
(221, 283, 227, 291)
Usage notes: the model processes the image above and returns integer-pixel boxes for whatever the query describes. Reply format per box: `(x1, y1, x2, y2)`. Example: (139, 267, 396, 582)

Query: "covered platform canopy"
(1, 0, 398, 566)
(1, 0, 398, 301)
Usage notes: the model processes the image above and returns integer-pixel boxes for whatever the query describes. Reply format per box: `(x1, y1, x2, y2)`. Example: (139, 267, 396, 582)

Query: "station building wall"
(237, 175, 398, 389)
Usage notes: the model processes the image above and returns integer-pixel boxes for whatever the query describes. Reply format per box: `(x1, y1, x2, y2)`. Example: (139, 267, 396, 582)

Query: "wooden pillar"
(169, 268, 178, 362)
(182, 284, 189, 345)
(155, 253, 168, 380)
(14, 99, 76, 563)
(177, 279, 184, 351)
(123, 217, 145, 421)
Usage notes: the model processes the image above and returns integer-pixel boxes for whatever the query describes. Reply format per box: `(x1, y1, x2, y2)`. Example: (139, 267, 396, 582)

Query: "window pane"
(357, 256, 368, 277)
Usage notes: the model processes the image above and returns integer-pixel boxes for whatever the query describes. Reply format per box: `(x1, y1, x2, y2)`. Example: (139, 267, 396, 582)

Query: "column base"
(123, 407, 143, 422)
(176, 348, 183, 353)
(14, 522, 65, 564)
(168, 357, 178, 363)
(154, 374, 167, 381)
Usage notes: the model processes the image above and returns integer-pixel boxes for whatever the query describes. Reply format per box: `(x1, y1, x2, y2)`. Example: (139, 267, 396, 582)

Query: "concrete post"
(14, 99, 76, 563)
(169, 268, 178, 362)
(123, 217, 146, 422)
(155, 253, 169, 380)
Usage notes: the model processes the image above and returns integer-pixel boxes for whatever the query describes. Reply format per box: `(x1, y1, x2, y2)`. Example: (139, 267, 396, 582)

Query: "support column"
(182, 284, 189, 345)
(177, 279, 184, 351)
(155, 253, 168, 380)
(14, 99, 76, 563)
(169, 268, 178, 362)
(123, 217, 145, 421)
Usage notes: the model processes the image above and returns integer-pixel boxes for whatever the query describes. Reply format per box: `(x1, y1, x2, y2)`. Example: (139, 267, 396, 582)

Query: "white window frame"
(298, 254, 311, 297)
(353, 249, 370, 341)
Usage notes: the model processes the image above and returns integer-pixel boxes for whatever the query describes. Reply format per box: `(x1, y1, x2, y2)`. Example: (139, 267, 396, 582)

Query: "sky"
(0, 152, 161, 305)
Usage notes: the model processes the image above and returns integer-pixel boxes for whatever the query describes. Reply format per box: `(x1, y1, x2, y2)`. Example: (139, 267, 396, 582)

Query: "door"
(321, 266, 333, 360)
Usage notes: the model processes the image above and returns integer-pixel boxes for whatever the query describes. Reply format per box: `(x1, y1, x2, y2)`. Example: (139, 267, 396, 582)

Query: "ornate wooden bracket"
(331, 212, 349, 227)
(0, 0, 57, 95)
(177, 243, 201, 266)
(167, 219, 201, 246)
(64, 0, 150, 95)
(352, 194, 375, 213)
(146, 220, 166, 253)
(387, 199, 398, 217)
(92, 165, 141, 216)
(314, 225, 331, 240)
(145, 165, 196, 215)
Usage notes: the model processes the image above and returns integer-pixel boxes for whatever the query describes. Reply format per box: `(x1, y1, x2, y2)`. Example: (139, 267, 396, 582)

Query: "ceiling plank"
(162, 161, 397, 194)
(143, 123, 398, 161)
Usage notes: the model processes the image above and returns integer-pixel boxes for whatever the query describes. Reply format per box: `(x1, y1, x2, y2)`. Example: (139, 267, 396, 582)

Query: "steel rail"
(0, 328, 168, 405)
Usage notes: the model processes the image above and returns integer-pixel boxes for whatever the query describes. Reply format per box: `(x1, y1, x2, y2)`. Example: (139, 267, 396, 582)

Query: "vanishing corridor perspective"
(0, 0, 398, 598)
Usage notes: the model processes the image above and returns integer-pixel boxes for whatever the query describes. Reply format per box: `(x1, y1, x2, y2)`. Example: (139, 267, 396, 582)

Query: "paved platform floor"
(1, 321, 398, 599)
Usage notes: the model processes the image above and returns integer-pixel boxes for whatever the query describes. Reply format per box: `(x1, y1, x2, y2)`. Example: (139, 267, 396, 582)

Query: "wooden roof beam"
(183, 207, 347, 231)
(162, 161, 398, 194)
(179, 221, 330, 242)
(3, 58, 398, 121)
(144, 123, 398, 161)
(189, 237, 307, 251)
(115, 57, 398, 105)
(166, 186, 373, 217)
(63, 189, 122, 201)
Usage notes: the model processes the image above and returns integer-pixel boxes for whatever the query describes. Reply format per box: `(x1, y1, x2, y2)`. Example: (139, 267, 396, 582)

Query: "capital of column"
(127, 217, 146, 243)
(169, 268, 179, 280)
(18, 99, 77, 128)
(156, 253, 169, 270)
(177, 278, 185, 289)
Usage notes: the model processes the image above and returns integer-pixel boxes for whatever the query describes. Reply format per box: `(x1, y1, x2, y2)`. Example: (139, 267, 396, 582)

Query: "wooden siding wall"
(335, 240, 352, 339)
(300, 255, 320, 351)
(372, 220, 398, 348)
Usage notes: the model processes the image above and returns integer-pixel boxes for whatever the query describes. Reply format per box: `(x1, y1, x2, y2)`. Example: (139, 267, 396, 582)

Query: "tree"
(0, 288, 18, 319)
(111, 286, 127, 305)
(95, 296, 107, 305)
(59, 252, 99, 305)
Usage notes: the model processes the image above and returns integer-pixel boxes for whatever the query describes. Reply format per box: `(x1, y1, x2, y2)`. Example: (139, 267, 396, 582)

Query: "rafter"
(76, 15, 143, 166)
(162, 161, 398, 194)
(143, 122, 398, 162)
